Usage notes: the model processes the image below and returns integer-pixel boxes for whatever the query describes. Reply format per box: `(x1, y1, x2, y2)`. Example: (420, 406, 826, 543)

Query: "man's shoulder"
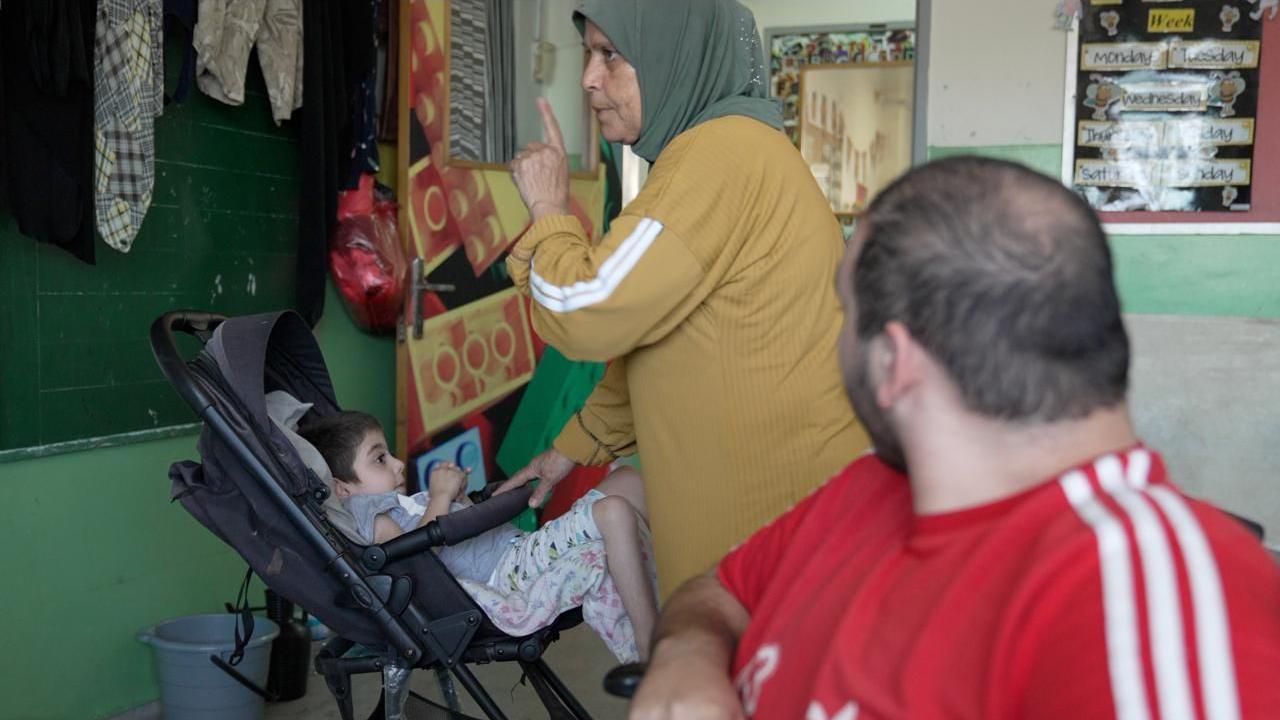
(1008, 448, 1280, 625)
(1000, 451, 1280, 718)
(793, 453, 912, 527)
(1047, 448, 1269, 563)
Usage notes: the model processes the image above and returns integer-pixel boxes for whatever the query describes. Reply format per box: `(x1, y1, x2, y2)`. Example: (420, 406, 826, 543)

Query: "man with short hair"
(630, 157, 1280, 719)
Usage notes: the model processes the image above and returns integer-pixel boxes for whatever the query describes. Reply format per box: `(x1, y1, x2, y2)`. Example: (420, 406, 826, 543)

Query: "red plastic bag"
(330, 175, 410, 334)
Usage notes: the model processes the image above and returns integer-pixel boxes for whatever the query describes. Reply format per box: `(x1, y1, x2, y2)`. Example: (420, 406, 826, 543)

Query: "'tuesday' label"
(1169, 40, 1261, 69)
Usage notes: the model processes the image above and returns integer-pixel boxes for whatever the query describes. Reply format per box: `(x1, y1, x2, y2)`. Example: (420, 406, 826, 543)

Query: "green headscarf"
(574, 0, 783, 163)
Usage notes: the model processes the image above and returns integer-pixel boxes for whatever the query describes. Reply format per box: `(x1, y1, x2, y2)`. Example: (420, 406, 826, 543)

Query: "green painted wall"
(0, 283, 393, 720)
(929, 144, 1280, 319)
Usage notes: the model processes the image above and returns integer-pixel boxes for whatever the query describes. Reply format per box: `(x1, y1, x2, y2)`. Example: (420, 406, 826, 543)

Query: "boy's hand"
(428, 462, 469, 501)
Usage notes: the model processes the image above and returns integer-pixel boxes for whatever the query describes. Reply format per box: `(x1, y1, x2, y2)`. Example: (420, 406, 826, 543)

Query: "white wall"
(1127, 315, 1280, 537)
(927, 0, 1067, 146)
(740, 0, 916, 33)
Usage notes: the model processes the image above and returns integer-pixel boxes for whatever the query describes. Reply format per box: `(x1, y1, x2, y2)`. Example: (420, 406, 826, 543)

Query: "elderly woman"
(499, 0, 868, 595)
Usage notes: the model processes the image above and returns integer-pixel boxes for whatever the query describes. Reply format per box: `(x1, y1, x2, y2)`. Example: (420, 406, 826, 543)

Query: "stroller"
(151, 309, 598, 720)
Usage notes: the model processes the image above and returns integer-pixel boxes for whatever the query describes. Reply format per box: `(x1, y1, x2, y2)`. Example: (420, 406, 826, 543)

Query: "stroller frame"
(151, 310, 596, 720)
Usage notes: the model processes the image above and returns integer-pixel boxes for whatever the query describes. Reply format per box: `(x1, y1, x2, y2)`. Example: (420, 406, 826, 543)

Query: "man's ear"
(875, 321, 921, 409)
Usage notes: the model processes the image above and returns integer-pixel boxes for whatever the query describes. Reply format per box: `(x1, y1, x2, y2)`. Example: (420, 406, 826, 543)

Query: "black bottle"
(264, 589, 310, 701)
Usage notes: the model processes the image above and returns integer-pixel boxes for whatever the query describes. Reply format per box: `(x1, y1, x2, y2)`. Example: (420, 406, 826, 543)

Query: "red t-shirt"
(719, 447, 1280, 719)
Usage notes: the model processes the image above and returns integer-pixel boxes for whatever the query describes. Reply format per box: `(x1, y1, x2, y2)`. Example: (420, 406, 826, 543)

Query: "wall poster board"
(1061, 1, 1280, 233)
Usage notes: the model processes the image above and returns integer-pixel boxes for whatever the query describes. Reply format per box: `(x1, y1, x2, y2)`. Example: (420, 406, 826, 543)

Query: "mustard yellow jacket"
(507, 116, 869, 595)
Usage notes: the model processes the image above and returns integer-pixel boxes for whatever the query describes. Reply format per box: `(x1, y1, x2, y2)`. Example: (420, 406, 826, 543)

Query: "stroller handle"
(150, 311, 228, 416)
(366, 485, 536, 571)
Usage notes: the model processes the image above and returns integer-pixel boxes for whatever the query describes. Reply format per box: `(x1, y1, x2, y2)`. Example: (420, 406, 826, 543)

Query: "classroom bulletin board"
(1062, 0, 1280, 233)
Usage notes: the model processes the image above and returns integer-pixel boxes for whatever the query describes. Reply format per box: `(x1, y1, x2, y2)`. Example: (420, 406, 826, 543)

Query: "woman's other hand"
(493, 447, 577, 508)
(510, 98, 571, 221)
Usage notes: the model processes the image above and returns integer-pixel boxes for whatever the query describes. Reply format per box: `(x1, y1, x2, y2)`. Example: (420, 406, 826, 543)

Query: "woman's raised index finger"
(537, 97, 566, 149)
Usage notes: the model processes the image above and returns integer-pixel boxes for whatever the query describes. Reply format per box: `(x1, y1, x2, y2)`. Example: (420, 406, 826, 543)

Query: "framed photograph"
(765, 24, 916, 148)
(1060, 2, 1280, 234)
(797, 60, 915, 216)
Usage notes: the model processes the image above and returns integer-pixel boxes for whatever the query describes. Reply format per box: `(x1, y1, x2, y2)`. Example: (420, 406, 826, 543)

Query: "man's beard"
(845, 344, 907, 472)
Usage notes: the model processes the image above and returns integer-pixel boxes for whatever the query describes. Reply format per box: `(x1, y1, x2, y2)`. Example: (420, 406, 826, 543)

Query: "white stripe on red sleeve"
(1095, 454, 1195, 720)
(1062, 448, 1243, 720)
(1060, 469, 1153, 720)
(1144, 485, 1241, 720)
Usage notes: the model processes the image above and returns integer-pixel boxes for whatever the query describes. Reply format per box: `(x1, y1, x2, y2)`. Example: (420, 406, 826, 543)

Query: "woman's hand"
(510, 98, 571, 221)
(493, 447, 577, 508)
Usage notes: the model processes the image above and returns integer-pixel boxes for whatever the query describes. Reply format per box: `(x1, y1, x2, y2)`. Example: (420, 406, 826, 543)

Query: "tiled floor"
(264, 625, 628, 720)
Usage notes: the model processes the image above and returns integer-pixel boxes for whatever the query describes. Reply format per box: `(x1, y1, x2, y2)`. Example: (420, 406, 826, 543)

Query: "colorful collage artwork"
(1070, 0, 1267, 211)
(406, 288, 537, 436)
(769, 28, 916, 147)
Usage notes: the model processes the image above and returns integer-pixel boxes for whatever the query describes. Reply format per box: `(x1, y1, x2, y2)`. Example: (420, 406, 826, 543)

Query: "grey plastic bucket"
(138, 614, 279, 720)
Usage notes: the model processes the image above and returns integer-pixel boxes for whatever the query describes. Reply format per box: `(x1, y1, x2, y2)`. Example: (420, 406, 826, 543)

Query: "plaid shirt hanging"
(94, 0, 163, 252)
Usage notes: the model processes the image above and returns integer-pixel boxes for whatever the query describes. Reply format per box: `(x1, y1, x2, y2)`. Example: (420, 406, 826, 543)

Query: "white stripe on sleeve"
(1146, 485, 1241, 720)
(1060, 470, 1152, 720)
(1095, 455, 1195, 720)
(528, 218, 665, 313)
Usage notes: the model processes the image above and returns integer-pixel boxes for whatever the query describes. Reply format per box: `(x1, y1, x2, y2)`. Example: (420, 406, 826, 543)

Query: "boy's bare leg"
(592, 494, 658, 660)
(594, 465, 648, 523)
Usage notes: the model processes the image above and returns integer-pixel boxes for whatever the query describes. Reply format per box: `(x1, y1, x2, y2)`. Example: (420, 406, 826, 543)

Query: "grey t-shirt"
(343, 491, 524, 584)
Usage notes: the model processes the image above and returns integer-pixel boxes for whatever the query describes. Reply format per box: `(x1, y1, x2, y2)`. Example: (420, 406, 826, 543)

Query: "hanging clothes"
(344, 0, 380, 190)
(375, 0, 398, 143)
(0, 0, 100, 264)
(163, 0, 198, 105)
(94, 0, 164, 253)
(295, 0, 374, 326)
(193, 0, 303, 125)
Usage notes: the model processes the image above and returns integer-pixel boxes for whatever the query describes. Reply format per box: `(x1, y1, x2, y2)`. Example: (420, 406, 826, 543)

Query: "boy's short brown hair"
(298, 410, 384, 484)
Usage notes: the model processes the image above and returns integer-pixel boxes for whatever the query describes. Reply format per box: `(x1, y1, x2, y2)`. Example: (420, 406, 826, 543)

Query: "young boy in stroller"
(155, 310, 645, 718)
(299, 409, 658, 662)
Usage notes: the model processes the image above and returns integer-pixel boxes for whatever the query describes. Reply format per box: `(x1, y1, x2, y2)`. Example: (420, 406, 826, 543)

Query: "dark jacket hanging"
(296, 0, 341, 326)
(295, 0, 377, 327)
(0, 0, 100, 264)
